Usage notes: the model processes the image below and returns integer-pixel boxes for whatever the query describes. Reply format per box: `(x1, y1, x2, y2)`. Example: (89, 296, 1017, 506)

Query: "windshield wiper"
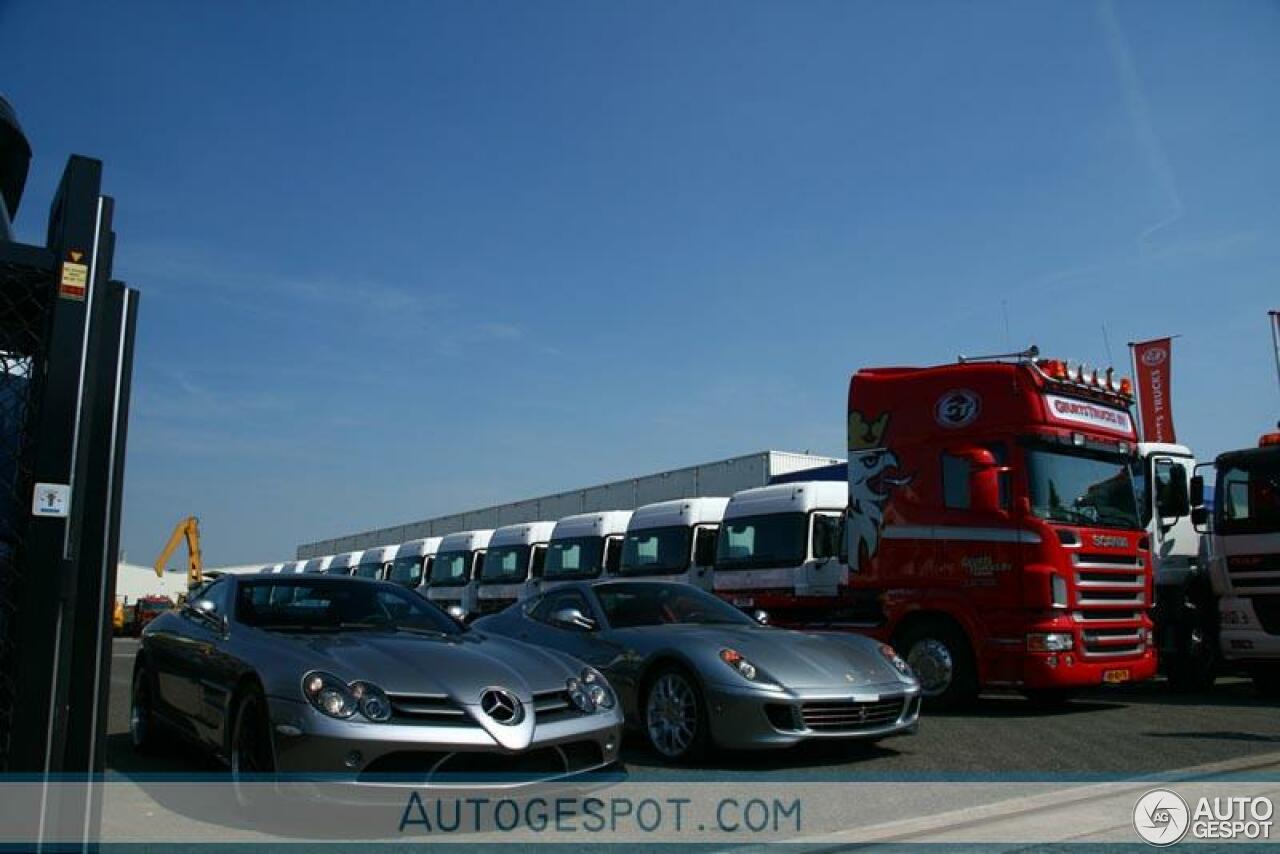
(389, 625, 454, 638)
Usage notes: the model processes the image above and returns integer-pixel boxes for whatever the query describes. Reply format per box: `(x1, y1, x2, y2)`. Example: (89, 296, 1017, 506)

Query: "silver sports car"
(131, 574, 623, 788)
(473, 580, 921, 761)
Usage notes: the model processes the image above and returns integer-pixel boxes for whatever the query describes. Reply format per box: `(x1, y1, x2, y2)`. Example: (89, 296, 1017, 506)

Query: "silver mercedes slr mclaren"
(130, 574, 623, 788)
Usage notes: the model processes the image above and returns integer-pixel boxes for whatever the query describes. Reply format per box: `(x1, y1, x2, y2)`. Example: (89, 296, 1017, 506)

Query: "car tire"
(894, 620, 978, 711)
(229, 683, 275, 813)
(642, 666, 709, 763)
(1249, 664, 1280, 699)
(129, 663, 161, 754)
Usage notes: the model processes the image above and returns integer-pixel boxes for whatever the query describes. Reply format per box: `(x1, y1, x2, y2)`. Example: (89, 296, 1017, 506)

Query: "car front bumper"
(266, 697, 624, 789)
(701, 679, 920, 750)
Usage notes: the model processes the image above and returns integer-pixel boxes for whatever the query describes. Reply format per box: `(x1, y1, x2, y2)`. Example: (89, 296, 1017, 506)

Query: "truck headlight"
(719, 648, 759, 681)
(302, 671, 358, 719)
(879, 643, 912, 676)
(1027, 632, 1074, 652)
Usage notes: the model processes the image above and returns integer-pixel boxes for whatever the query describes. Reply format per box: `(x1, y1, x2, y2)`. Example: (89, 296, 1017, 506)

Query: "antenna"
(1270, 310, 1280, 400)
(1101, 323, 1116, 367)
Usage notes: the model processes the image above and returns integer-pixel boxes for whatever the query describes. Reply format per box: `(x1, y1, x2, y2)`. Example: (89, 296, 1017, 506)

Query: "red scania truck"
(716, 348, 1158, 707)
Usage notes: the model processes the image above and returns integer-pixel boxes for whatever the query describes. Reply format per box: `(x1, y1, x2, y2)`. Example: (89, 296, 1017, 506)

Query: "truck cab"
(300, 555, 333, 574)
(1192, 431, 1280, 697)
(426, 529, 493, 619)
(1133, 443, 1214, 688)
(541, 511, 632, 590)
(836, 353, 1156, 707)
(325, 551, 363, 576)
(475, 521, 555, 616)
(387, 537, 440, 590)
(711, 482, 846, 607)
(352, 545, 396, 579)
(617, 497, 728, 591)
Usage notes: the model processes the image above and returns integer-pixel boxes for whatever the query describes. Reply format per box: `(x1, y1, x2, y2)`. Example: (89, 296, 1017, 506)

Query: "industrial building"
(296, 450, 843, 559)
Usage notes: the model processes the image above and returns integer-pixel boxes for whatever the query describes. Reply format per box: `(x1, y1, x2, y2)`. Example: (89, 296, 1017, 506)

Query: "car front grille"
(358, 740, 605, 784)
(388, 693, 476, 727)
(797, 699, 906, 732)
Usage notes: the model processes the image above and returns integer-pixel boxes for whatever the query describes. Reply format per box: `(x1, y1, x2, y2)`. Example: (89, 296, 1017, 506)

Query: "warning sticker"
(59, 260, 89, 300)
(33, 483, 71, 518)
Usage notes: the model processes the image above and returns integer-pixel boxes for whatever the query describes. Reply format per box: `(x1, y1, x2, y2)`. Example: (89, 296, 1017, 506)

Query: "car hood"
(625, 624, 907, 690)
(263, 629, 581, 703)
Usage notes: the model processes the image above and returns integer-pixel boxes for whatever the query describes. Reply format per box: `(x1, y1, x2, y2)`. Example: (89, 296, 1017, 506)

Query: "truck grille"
(1080, 627, 1144, 657)
(1250, 596, 1280, 635)
(1228, 557, 1280, 594)
(799, 699, 905, 732)
(1072, 552, 1146, 607)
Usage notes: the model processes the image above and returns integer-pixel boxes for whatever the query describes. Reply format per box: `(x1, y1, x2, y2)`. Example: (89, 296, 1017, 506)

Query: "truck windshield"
(715, 513, 809, 570)
(387, 555, 424, 587)
(352, 561, 382, 579)
(1216, 453, 1280, 535)
(430, 551, 472, 586)
(620, 526, 691, 575)
(544, 537, 604, 579)
(482, 545, 530, 582)
(1026, 447, 1140, 530)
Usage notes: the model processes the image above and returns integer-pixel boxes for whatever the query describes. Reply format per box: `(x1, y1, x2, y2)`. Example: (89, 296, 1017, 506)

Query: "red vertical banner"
(1131, 337, 1176, 443)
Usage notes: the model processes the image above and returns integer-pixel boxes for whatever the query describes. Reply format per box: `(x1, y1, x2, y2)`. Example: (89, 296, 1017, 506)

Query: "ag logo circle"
(1141, 348, 1168, 367)
(934, 389, 981, 429)
(1133, 788, 1189, 846)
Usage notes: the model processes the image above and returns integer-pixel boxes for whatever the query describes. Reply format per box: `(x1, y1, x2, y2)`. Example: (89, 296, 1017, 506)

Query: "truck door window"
(530, 545, 546, 578)
(471, 552, 486, 580)
(1219, 461, 1280, 533)
(693, 527, 718, 567)
(604, 537, 623, 574)
(942, 454, 970, 509)
(811, 513, 843, 560)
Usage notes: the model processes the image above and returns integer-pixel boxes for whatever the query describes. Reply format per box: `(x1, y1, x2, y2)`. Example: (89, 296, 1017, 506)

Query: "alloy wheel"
(646, 673, 698, 758)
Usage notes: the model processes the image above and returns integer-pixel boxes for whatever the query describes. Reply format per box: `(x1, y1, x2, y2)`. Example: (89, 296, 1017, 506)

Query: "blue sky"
(3, 1, 1278, 565)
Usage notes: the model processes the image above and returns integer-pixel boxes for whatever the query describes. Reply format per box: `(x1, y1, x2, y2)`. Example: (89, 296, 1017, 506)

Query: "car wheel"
(895, 621, 977, 711)
(643, 667, 708, 763)
(229, 684, 275, 811)
(129, 663, 160, 753)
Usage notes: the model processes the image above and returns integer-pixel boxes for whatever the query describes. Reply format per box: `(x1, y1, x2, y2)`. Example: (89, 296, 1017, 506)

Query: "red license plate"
(1102, 669, 1130, 684)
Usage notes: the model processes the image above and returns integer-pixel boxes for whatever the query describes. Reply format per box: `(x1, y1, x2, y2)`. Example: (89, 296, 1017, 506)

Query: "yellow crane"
(154, 515, 204, 589)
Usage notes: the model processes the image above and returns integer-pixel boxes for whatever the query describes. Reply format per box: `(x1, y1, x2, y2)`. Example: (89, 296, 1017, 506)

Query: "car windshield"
(1026, 446, 1140, 530)
(482, 544, 530, 582)
(544, 536, 604, 579)
(387, 555, 424, 587)
(595, 582, 755, 628)
(715, 513, 808, 570)
(236, 579, 462, 634)
(430, 551, 472, 585)
(1217, 452, 1280, 535)
(619, 526, 691, 575)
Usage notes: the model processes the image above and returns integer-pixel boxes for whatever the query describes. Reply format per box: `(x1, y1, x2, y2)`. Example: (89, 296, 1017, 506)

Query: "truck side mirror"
(1189, 475, 1204, 507)
(1155, 461, 1190, 519)
(1191, 506, 1208, 528)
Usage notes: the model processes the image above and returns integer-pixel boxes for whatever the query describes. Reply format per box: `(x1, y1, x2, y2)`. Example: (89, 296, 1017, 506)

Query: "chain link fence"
(0, 258, 54, 771)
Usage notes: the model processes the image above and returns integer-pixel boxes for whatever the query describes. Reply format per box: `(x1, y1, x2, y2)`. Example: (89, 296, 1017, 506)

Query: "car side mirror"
(752, 609, 770, 626)
(551, 607, 596, 632)
(187, 599, 226, 633)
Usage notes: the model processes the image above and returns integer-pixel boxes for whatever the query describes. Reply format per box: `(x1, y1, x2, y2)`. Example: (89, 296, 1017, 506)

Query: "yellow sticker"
(59, 261, 88, 300)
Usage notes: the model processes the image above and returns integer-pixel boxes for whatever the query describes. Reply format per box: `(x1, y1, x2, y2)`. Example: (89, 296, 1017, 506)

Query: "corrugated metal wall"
(296, 450, 842, 558)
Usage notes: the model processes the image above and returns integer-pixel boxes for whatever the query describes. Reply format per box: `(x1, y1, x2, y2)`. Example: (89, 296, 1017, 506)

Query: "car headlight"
(565, 677, 594, 712)
(878, 643, 912, 676)
(447, 604, 467, 621)
(581, 667, 615, 710)
(1026, 632, 1074, 652)
(719, 648, 759, 681)
(302, 671, 358, 719)
(350, 681, 392, 722)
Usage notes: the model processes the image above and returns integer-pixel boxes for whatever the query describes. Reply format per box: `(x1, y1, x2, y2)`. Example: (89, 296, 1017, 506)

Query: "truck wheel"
(642, 666, 709, 763)
(1249, 665, 1280, 699)
(1165, 585, 1219, 693)
(895, 621, 977, 711)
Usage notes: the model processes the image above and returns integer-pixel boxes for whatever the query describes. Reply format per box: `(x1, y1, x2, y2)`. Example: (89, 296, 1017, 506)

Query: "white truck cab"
(260, 563, 284, 574)
(301, 555, 333, 574)
(475, 521, 556, 616)
(388, 537, 441, 590)
(352, 545, 396, 580)
(427, 529, 494, 618)
(712, 481, 847, 604)
(1191, 432, 1280, 697)
(541, 511, 632, 589)
(326, 551, 364, 576)
(617, 497, 728, 590)
(276, 560, 305, 574)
